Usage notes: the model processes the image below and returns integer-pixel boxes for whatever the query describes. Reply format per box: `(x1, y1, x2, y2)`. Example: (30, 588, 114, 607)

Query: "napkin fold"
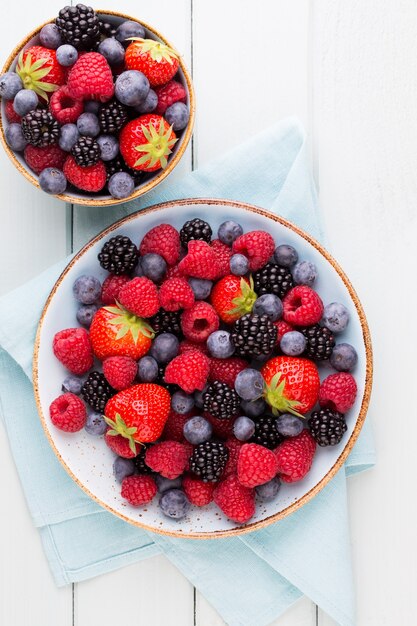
(0, 118, 375, 626)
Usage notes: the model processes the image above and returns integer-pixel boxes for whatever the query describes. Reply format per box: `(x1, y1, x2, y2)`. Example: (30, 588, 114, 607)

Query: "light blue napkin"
(0, 118, 375, 626)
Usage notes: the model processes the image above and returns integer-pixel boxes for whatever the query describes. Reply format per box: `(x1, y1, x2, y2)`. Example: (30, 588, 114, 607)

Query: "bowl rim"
(0, 9, 195, 207)
(32, 198, 373, 538)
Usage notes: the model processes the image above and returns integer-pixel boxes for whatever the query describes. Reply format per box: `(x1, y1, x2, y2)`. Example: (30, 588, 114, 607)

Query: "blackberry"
(81, 372, 115, 413)
(253, 262, 294, 299)
(21, 110, 59, 147)
(250, 415, 282, 449)
(301, 324, 335, 361)
(231, 313, 277, 358)
(99, 19, 116, 38)
(98, 235, 138, 275)
(150, 310, 182, 336)
(309, 408, 347, 446)
(98, 100, 128, 134)
(133, 446, 153, 474)
(56, 4, 100, 50)
(180, 218, 212, 247)
(71, 136, 100, 167)
(189, 441, 229, 482)
(203, 381, 240, 419)
(105, 156, 145, 185)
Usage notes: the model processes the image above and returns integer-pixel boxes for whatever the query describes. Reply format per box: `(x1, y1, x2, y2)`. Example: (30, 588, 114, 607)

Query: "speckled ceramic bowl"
(0, 10, 195, 206)
(33, 199, 372, 538)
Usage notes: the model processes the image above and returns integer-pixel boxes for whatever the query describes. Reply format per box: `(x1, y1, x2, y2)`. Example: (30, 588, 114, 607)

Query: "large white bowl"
(33, 199, 372, 538)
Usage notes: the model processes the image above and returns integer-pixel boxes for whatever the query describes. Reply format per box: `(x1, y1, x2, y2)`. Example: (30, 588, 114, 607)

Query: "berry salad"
(49, 218, 359, 525)
(0, 5, 191, 200)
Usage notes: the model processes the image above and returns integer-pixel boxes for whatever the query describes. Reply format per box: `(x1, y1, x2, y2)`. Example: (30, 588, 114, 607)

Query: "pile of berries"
(50, 218, 359, 525)
(0, 5, 190, 199)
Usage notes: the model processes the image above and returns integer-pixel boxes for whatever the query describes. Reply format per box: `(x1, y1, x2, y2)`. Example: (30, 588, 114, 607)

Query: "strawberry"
(237, 443, 278, 488)
(145, 441, 190, 479)
(319, 372, 357, 413)
(261, 356, 320, 416)
(213, 474, 255, 524)
(118, 277, 160, 318)
(164, 350, 210, 393)
(282, 286, 324, 327)
(209, 357, 248, 387)
(67, 52, 114, 102)
(210, 275, 257, 323)
(101, 274, 131, 305)
(125, 38, 180, 87)
(274, 430, 316, 483)
(178, 240, 221, 280)
(103, 356, 138, 391)
(104, 383, 171, 448)
(181, 302, 220, 342)
(139, 223, 181, 265)
(63, 156, 107, 192)
(119, 114, 177, 172)
(49, 85, 84, 124)
(159, 277, 195, 311)
(182, 476, 215, 506)
(5, 100, 21, 123)
(49, 393, 87, 432)
(121, 474, 157, 506)
(89, 304, 154, 360)
(16, 46, 65, 101)
(24, 144, 66, 175)
(155, 80, 187, 114)
(210, 239, 232, 278)
(104, 430, 142, 458)
(232, 230, 275, 271)
(53, 327, 93, 375)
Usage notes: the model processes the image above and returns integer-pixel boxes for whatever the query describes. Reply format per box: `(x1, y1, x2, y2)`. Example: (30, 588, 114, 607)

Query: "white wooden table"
(1, 1, 416, 624)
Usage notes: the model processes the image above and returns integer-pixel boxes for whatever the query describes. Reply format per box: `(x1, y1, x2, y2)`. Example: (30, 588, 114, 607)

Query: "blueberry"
(256, 477, 281, 501)
(183, 416, 212, 444)
(98, 38, 125, 67)
(280, 331, 306, 356)
(165, 102, 189, 131)
(97, 135, 119, 161)
(194, 385, 208, 409)
(230, 253, 249, 276)
(39, 23, 62, 49)
(137, 355, 159, 382)
(0, 72, 22, 100)
(274, 244, 298, 267)
(84, 100, 100, 114)
(13, 89, 38, 116)
(171, 390, 195, 414)
(240, 397, 266, 418)
(156, 475, 182, 493)
(115, 20, 146, 45)
(188, 278, 212, 300)
(134, 88, 157, 114)
(233, 415, 255, 441)
(56, 44, 78, 67)
(141, 253, 167, 282)
(73, 275, 101, 304)
(115, 70, 150, 107)
(85, 411, 107, 436)
(217, 220, 243, 246)
(108, 172, 135, 199)
(275, 414, 304, 437)
(62, 375, 83, 395)
(234, 368, 264, 401)
(207, 330, 235, 358)
(293, 261, 317, 286)
(59, 123, 79, 151)
(77, 112, 100, 137)
(150, 333, 179, 364)
(39, 168, 67, 194)
(253, 294, 283, 321)
(330, 343, 357, 371)
(113, 457, 135, 483)
(5, 123, 27, 151)
(76, 304, 98, 327)
(322, 302, 350, 333)
(159, 489, 190, 519)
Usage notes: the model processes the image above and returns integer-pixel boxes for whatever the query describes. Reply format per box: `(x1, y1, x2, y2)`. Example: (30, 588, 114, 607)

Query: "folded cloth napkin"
(0, 118, 375, 626)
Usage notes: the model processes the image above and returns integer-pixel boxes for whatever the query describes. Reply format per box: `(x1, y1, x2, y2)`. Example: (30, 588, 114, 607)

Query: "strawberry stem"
(263, 372, 305, 418)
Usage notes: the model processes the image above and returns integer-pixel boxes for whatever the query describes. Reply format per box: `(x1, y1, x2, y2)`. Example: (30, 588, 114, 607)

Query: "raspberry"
(103, 356, 137, 391)
(224, 437, 243, 476)
(121, 474, 157, 506)
(139, 223, 180, 266)
(145, 441, 190, 479)
(213, 474, 255, 524)
(24, 144, 67, 176)
(209, 357, 248, 387)
(49, 392, 87, 432)
(118, 277, 160, 318)
(53, 327, 93, 375)
(67, 52, 114, 102)
(162, 409, 196, 441)
(178, 240, 221, 280)
(101, 274, 130, 305)
(182, 476, 215, 506)
(181, 302, 219, 342)
(164, 350, 210, 393)
(49, 85, 84, 124)
(283, 286, 324, 326)
(63, 156, 107, 192)
(204, 412, 236, 440)
(179, 340, 209, 355)
(274, 429, 316, 483)
(237, 443, 278, 488)
(319, 372, 357, 413)
(211, 239, 232, 278)
(155, 80, 187, 114)
(5, 100, 21, 123)
(159, 277, 194, 311)
(274, 319, 294, 345)
(165, 264, 183, 280)
(232, 230, 275, 271)
(104, 430, 142, 458)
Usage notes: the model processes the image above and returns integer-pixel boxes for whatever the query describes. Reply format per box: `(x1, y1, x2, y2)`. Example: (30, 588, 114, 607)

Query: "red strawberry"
(209, 357, 248, 387)
(155, 80, 187, 114)
(274, 319, 294, 345)
(118, 277, 160, 318)
(101, 274, 131, 305)
(261, 356, 320, 416)
(120, 114, 177, 172)
(105, 383, 171, 447)
(63, 156, 107, 192)
(125, 38, 180, 87)
(145, 441, 190, 479)
(182, 476, 215, 506)
(49, 85, 84, 124)
(16, 46, 65, 101)
(121, 474, 157, 505)
(164, 350, 210, 393)
(178, 240, 221, 280)
(210, 239, 232, 278)
(213, 474, 255, 524)
(319, 372, 357, 413)
(67, 52, 114, 102)
(103, 356, 138, 391)
(232, 230, 275, 271)
(181, 302, 219, 342)
(5, 100, 21, 123)
(224, 437, 244, 476)
(282, 286, 324, 326)
(162, 408, 197, 442)
(53, 327, 93, 375)
(24, 144, 66, 175)
(159, 277, 194, 311)
(274, 430, 316, 483)
(89, 304, 154, 360)
(204, 412, 237, 440)
(104, 430, 142, 458)
(139, 223, 180, 265)
(49, 393, 86, 432)
(237, 443, 278, 488)
(211, 275, 256, 323)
